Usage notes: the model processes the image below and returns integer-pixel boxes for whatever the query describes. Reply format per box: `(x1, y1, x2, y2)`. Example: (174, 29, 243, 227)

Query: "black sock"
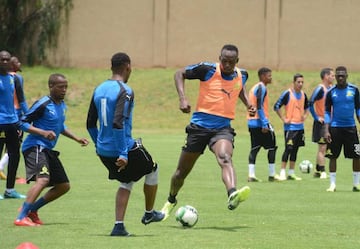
(168, 194, 177, 204)
(318, 165, 325, 172)
(227, 188, 237, 197)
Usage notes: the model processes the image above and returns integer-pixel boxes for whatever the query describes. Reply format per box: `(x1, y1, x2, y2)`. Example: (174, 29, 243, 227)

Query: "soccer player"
(0, 50, 25, 200)
(324, 66, 360, 192)
(86, 52, 164, 236)
(247, 67, 279, 182)
(309, 68, 334, 179)
(0, 56, 29, 181)
(161, 44, 253, 220)
(274, 73, 309, 181)
(14, 73, 89, 226)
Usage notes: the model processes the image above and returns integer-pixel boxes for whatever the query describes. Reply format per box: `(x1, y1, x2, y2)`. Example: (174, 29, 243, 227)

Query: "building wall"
(50, 0, 360, 70)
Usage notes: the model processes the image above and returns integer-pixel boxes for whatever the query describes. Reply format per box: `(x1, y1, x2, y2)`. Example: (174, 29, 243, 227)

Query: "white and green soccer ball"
(175, 205, 198, 228)
(299, 160, 313, 173)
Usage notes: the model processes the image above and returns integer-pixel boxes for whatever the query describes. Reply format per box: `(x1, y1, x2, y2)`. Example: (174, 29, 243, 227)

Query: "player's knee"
(145, 166, 158, 185)
(120, 181, 134, 191)
(36, 176, 50, 188)
(217, 152, 232, 164)
(62, 182, 71, 193)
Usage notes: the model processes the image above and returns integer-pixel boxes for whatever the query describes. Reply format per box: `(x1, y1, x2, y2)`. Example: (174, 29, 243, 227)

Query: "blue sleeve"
(185, 62, 215, 81)
(240, 69, 248, 85)
(19, 97, 49, 132)
(20, 101, 28, 114)
(274, 90, 289, 111)
(255, 84, 268, 127)
(309, 86, 323, 121)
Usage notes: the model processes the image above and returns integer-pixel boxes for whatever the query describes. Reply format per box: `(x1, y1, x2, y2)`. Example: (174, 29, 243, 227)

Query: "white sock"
(0, 153, 9, 171)
(268, 163, 275, 177)
(329, 172, 336, 185)
(248, 164, 255, 177)
(280, 169, 286, 178)
(288, 169, 295, 175)
(353, 171, 360, 186)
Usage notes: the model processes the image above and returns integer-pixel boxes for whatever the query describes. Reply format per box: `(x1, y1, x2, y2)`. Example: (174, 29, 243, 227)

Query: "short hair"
(335, 66, 347, 73)
(320, 68, 333, 79)
(111, 52, 131, 69)
(221, 44, 238, 55)
(48, 73, 66, 87)
(258, 67, 271, 78)
(293, 73, 303, 82)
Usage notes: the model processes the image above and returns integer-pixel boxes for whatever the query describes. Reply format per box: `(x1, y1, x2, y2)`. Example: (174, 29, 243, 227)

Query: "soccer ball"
(299, 160, 313, 173)
(175, 205, 198, 228)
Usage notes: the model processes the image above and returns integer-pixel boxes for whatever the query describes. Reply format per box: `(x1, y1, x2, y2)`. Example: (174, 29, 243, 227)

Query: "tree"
(0, 0, 72, 65)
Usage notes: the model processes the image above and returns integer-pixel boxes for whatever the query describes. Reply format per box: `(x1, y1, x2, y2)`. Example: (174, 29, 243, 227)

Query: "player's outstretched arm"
(62, 129, 89, 146)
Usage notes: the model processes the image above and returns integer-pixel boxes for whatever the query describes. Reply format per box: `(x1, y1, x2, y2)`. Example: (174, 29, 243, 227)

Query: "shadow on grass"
(169, 225, 249, 232)
(91, 233, 155, 238)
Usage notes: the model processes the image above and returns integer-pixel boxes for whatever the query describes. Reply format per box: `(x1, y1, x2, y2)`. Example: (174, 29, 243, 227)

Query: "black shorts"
(312, 121, 326, 144)
(182, 123, 236, 154)
(23, 146, 69, 185)
(325, 127, 360, 159)
(249, 126, 276, 150)
(284, 130, 305, 149)
(99, 139, 157, 183)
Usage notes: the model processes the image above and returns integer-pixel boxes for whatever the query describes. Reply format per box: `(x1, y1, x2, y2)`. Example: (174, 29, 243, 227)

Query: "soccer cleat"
(227, 186, 251, 210)
(352, 186, 360, 192)
(4, 190, 26, 199)
(110, 225, 130, 237)
(0, 194, 3, 200)
(14, 217, 39, 227)
(247, 176, 262, 182)
(313, 171, 321, 178)
(161, 200, 177, 221)
(141, 210, 165, 225)
(320, 172, 327, 179)
(326, 184, 336, 192)
(287, 174, 302, 181)
(278, 175, 287, 181)
(268, 174, 281, 182)
(27, 211, 43, 225)
(0, 171, 6, 180)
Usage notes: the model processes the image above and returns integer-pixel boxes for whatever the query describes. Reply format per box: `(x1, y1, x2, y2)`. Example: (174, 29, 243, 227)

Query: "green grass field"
(1, 67, 360, 248)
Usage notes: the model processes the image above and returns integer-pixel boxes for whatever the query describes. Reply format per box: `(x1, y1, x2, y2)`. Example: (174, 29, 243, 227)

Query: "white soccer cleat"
(320, 172, 327, 179)
(326, 184, 336, 192)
